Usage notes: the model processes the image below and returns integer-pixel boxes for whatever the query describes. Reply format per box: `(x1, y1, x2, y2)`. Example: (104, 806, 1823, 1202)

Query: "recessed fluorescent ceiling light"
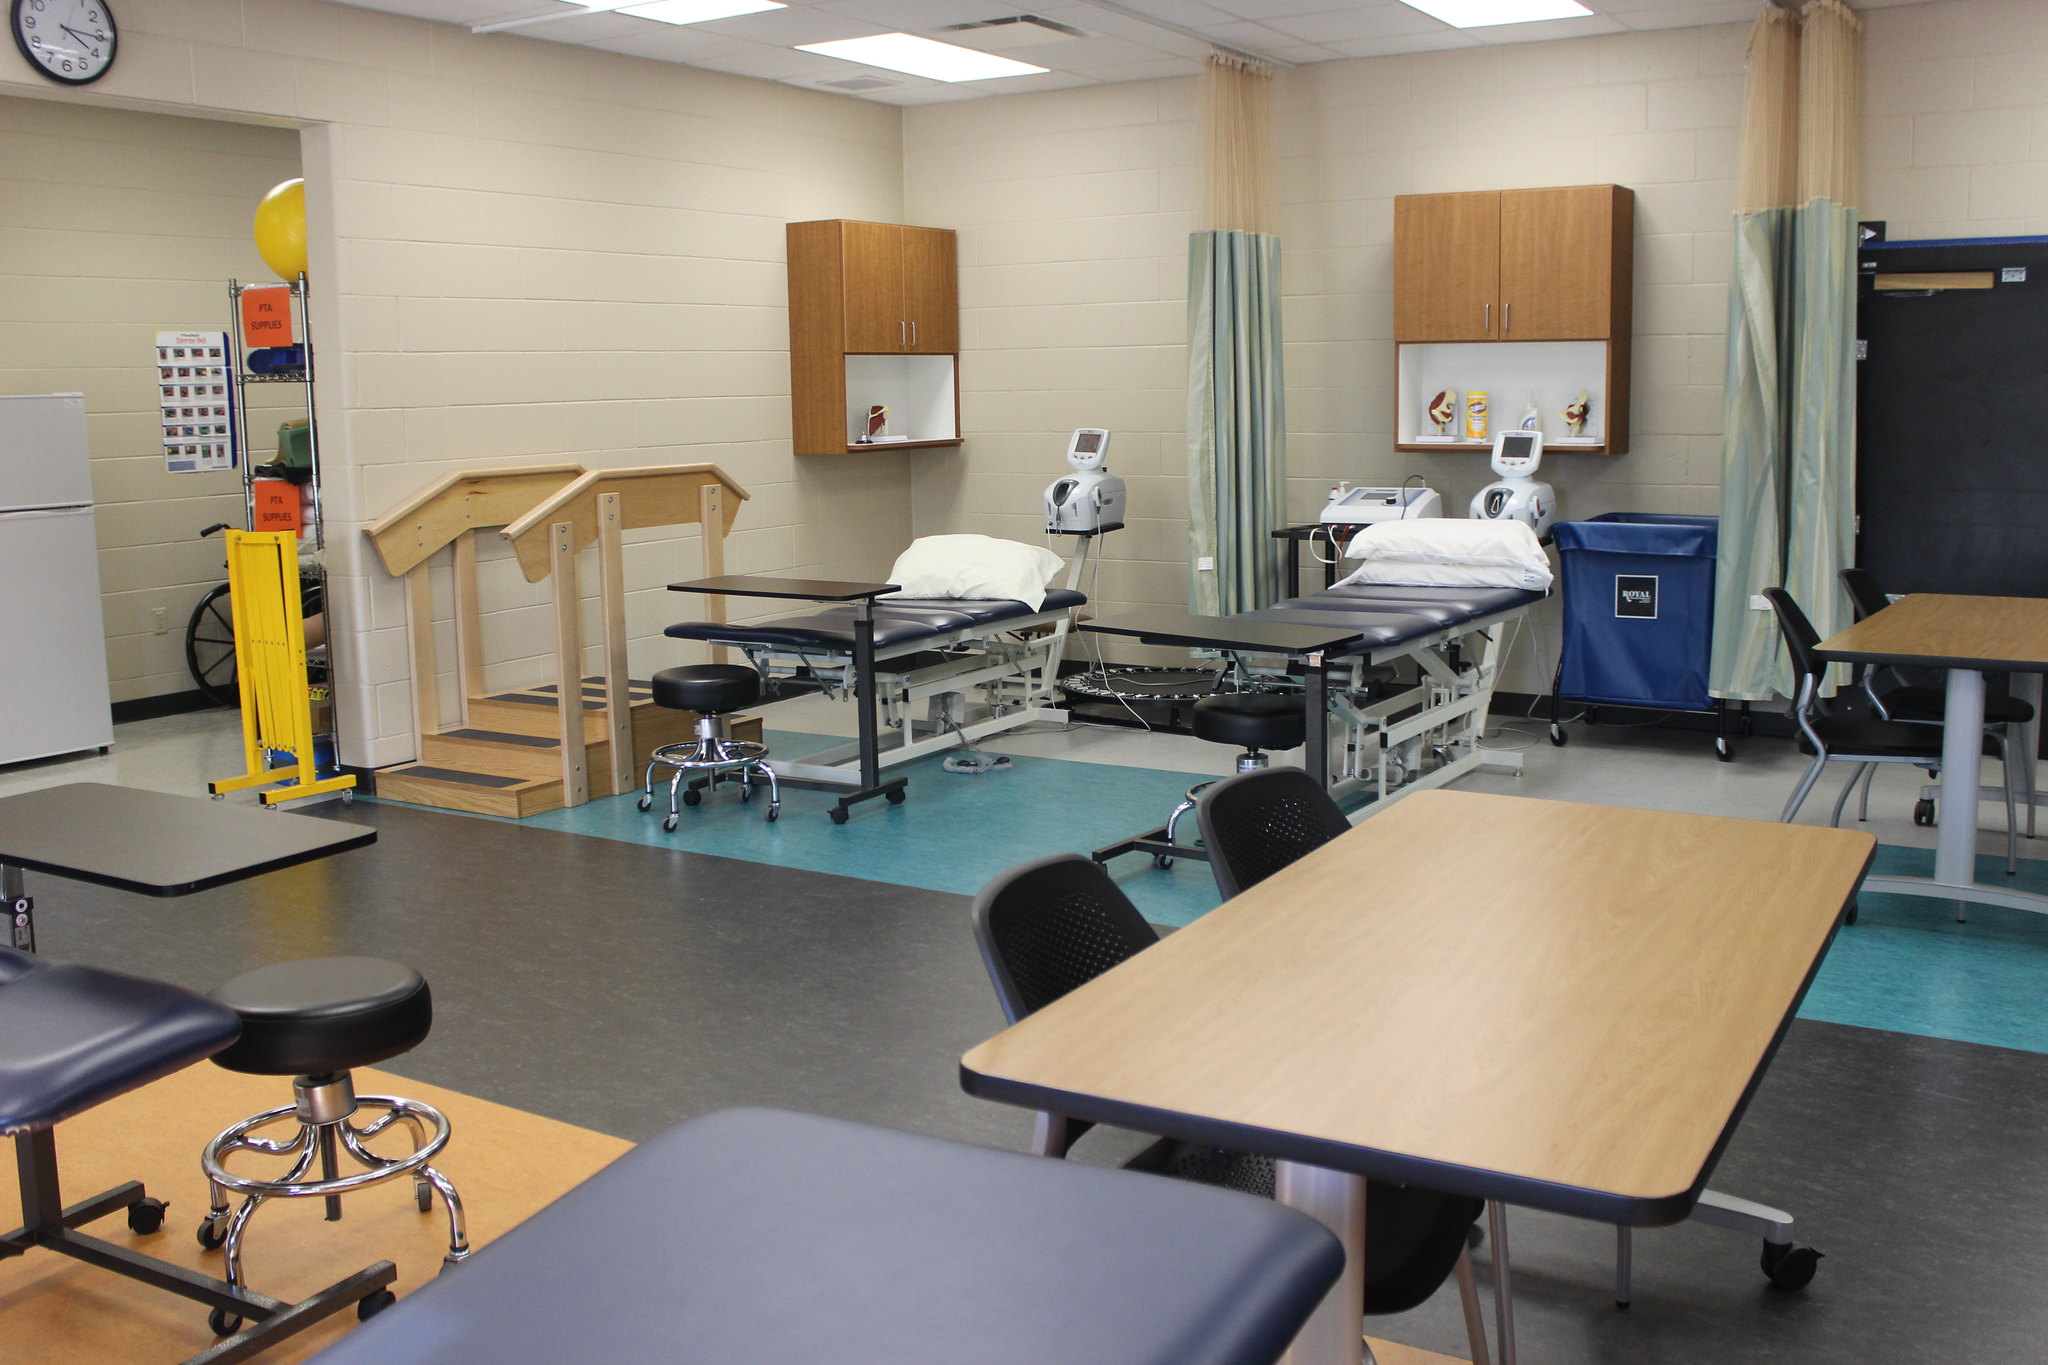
(617, 0, 784, 23)
(1396, 0, 1592, 27)
(797, 33, 1048, 82)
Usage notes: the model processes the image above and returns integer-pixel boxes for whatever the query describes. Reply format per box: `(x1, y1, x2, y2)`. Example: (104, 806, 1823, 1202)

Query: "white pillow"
(1336, 519, 1553, 591)
(885, 534, 1065, 611)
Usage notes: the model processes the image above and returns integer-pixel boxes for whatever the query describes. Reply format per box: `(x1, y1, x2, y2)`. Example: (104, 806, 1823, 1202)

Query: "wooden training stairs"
(365, 464, 750, 819)
(376, 677, 762, 818)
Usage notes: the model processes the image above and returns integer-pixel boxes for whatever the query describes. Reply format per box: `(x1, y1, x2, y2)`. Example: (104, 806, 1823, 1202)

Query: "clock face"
(12, 0, 117, 86)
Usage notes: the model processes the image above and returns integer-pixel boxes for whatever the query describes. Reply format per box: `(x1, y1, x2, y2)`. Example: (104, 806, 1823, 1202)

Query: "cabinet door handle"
(899, 321, 908, 348)
(1503, 302, 1512, 337)
(1484, 303, 1492, 336)
(910, 320, 917, 348)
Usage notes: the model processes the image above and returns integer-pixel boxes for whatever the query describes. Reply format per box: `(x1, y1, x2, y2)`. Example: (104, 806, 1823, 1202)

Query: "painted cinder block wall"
(0, 0, 912, 768)
(0, 96, 302, 703)
(903, 0, 2048, 691)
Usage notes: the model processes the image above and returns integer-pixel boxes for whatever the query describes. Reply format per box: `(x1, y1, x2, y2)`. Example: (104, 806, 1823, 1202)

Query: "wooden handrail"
(364, 463, 587, 577)
(499, 464, 749, 583)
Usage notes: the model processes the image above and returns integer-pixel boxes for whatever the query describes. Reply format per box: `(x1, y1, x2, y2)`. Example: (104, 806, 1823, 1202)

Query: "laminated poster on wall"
(155, 330, 236, 474)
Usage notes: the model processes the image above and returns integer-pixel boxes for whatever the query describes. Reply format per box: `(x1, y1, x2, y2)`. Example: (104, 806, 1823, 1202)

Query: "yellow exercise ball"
(252, 178, 307, 281)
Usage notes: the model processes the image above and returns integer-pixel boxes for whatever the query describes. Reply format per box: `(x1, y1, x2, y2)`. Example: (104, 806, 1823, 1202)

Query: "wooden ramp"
(376, 677, 761, 818)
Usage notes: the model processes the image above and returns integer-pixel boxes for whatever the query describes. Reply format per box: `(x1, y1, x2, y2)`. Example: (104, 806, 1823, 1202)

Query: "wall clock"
(11, 0, 117, 86)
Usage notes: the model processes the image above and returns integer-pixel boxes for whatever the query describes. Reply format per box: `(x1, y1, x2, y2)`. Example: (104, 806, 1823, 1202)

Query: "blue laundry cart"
(1548, 514, 1746, 761)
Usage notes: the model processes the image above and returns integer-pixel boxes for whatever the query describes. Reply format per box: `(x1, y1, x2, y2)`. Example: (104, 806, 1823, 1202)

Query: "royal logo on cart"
(1615, 575, 1658, 619)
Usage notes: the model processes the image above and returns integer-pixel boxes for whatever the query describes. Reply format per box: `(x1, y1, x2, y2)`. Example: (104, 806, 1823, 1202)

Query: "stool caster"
(681, 788, 702, 807)
(416, 1176, 433, 1213)
(197, 1212, 228, 1249)
(766, 805, 780, 823)
(886, 788, 906, 805)
(636, 795, 652, 812)
(126, 1196, 167, 1235)
(357, 1288, 397, 1321)
(1761, 1240, 1821, 1291)
(1153, 853, 1174, 870)
(208, 1306, 244, 1337)
(830, 807, 850, 825)
(1549, 723, 1567, 747)
(1914, 798, 1935, 826)
(663, 815, 679, 832)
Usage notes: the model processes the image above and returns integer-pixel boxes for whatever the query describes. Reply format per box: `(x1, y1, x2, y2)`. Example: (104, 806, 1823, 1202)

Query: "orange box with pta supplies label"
(252, 479, 303, 532)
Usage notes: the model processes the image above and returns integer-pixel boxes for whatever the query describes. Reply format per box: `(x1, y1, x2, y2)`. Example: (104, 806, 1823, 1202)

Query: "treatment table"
(665, 575, 1086, 819)
(302, 1107, 1344, 1365)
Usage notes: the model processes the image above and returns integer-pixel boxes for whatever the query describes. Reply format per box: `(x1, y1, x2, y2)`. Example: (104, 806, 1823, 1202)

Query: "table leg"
(1275, 1160, 1364, 1365)
(2015, 672, 2042, 839)
(1305, 653, 1329, 790)
(1938, 668, 1988, 917)
(3, 863, 30, 955)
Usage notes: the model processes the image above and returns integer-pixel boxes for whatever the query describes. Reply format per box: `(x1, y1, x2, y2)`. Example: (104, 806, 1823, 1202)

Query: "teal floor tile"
(1799, 843, 2048, 1053)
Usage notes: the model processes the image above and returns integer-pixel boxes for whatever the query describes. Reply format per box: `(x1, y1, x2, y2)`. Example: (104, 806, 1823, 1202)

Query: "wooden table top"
(0, 783, 375, 897)
(961, 790, 1873, 1225)
(1817, 593, 2048, 672)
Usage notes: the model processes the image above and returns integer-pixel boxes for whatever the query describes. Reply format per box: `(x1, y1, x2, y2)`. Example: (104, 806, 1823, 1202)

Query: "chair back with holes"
(1195, 768, 1353, 900)
(1839, 567, 1890, 623)
(1762, 588, 1825, 702)
(971, 854, 1158, 1024)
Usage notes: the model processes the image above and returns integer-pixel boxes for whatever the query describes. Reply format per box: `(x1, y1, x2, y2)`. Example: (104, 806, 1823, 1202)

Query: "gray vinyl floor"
(9, 708, 2048, 1362)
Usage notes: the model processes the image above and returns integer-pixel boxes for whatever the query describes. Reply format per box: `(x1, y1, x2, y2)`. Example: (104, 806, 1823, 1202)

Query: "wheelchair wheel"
(184, 573, 328, 709)
(185, 584, 240, 707)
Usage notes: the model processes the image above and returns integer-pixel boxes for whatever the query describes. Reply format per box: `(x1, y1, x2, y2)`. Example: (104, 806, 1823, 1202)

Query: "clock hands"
(59, 23, 100, 50)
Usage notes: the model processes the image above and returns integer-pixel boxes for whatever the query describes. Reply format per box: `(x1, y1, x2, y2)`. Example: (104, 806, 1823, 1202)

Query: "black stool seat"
(1193, 694, 1307, 751)
(209, 957, 431, 1077)
(0, 948, 240, 1133)
(653, 664, 759, 715)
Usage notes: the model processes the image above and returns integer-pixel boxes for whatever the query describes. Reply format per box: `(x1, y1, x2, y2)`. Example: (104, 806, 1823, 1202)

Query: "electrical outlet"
(1197, 556, 1215, 572)
(151, 607, 169, 633)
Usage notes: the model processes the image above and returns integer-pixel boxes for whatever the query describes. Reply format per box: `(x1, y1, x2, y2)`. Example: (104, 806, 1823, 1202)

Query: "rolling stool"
(198, 957, 469, 1335)
(640, 663, 779, 828)
(1091, 692, 1308, 871)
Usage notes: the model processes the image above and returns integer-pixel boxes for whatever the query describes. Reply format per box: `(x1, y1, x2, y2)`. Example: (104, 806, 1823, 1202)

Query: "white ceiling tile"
(582, 28, 761, 60)
(688, 46, 854, 78)
(812, 0, 1022, 31)
(1608, 1, 1756, 30)
(1265, 5, 1456, 44)
(1321, 28, 1483, 56)
(687, 5, 886, 43)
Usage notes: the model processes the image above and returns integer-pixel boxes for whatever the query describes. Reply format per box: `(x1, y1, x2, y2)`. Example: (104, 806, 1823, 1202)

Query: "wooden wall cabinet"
(1393, 184, 1634, 454)
(789, 219, 961, 455)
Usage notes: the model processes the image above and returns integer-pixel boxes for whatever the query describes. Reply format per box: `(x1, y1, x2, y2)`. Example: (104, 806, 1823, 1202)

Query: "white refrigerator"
(0, 393, 113, 764)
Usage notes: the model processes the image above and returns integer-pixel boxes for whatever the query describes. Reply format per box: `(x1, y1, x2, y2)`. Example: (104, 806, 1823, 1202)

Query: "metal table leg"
(1276, 1160, 1365, 1365)
(4, 862, 31, 954)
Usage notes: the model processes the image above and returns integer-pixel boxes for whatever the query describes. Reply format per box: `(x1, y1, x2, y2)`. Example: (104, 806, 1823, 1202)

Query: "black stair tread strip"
(386, 766, 530, 789)
(533, 680, 654, 694)
(435, 728, 558, 749)
(483, 692, 605, 710)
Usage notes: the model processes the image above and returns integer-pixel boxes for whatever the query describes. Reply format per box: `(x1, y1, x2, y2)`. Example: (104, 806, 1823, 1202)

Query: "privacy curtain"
(1711, 0, 1862, 701)
(1187, 54, 1287, 615)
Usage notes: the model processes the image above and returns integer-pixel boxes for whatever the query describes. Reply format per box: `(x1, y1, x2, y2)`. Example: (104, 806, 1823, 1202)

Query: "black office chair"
(1195, 767, 1352, 900)
(970, 855, 1495, 1359)
(1766, 588, 2017, 870)
(1839, 567, 2036, 835)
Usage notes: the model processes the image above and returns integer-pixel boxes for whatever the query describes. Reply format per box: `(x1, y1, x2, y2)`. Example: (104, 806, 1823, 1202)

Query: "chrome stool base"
(200, 1071, 470, 1302)
(641, 717, 779, 827)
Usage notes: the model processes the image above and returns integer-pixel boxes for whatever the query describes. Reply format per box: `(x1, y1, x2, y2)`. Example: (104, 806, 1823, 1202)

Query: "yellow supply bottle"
(1465, 391, 1489, 442)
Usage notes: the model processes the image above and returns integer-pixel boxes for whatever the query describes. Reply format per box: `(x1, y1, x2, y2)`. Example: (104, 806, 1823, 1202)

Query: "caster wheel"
(1914, 798, 1935, 827)
(340, 791, 355, 805)
(196, 1216, 227, 1250)
(1715, 738, 1732, 762)
(829, 807, 850, 825)
(126, 1197, 167, 1235)
(1844, 899, 1859, 925)
(1153, 853, 1175, 870)
(208, 1307, 243, 1338)
(1760, 1241, 1821, 1291)
(637, 795, 652, 812)
(681, 788, 702, 807)
(885, 788, 906, 805)
(1549, 724, 1567, 747)
(765, 806, 780, 823)
(662, 815, 679, 833)
(357, 1289, 397, 1321)
(416, 1181, 433, 1213)
(738, 783, 752, 803)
